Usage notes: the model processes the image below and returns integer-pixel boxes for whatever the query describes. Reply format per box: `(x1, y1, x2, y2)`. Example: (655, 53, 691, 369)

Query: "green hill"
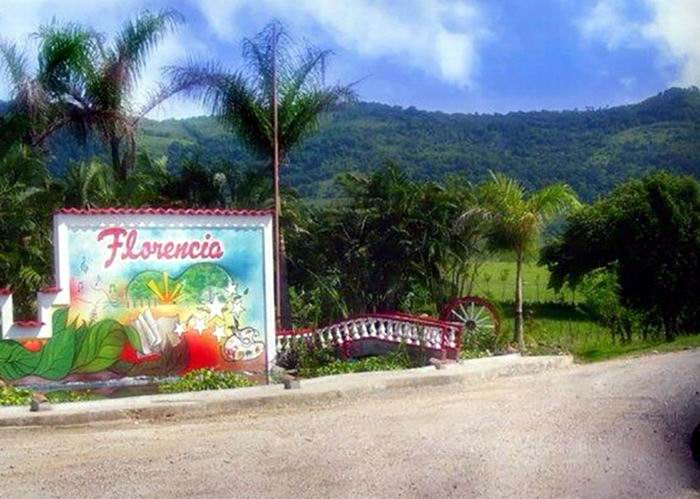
(44, 86, 700, 201)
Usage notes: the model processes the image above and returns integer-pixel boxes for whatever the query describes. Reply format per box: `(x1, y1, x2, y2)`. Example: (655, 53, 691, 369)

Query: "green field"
(471, 260, 700, 361)
(472, 260, 577, 304)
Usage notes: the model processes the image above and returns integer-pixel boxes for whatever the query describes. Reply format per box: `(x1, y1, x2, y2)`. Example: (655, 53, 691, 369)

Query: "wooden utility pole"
(271, 24, 282, 332)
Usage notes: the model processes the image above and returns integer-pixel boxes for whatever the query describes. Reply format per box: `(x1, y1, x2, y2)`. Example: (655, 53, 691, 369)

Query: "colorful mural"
(0, 209, 275, 384)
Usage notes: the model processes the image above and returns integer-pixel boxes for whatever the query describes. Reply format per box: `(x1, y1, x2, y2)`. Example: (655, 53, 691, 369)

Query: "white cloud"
(0, 0, 139, 45)
(0, 0, 491, 117)
(619, 75, 637, 89)
(642, 0, 700, 87)
(0, 0, 206, 118)
(135, 27, 209, 119)
(579, 0, 700, 86)
(579, 0, 637, 48)
(191, 0, 491, 87)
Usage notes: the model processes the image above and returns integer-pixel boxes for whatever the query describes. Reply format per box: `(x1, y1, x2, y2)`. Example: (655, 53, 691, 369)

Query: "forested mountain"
(44, 87, 700, 201)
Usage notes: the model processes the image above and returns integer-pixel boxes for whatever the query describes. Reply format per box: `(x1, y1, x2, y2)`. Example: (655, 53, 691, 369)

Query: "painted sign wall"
(0, 209, 275, 384)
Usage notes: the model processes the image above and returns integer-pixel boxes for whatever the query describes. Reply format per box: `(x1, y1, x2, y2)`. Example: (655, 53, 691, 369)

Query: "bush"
(0, 386, 97, 406)
(0, 386, 33, 406)
(299, 355, 413, 378)
(296, 345, 415, 378)
(45, 390, 95, 403)
(159, 369, 253, 393)
(461, 323, 500, 354)
(276, 340, 338, 373)
(286, 163, 484, 321)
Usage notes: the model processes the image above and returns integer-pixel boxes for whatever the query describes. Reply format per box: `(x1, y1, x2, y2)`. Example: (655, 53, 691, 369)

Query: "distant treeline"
(40, 86, 700, 202)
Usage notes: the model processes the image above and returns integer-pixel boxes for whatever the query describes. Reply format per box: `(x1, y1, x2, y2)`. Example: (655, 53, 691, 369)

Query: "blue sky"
(1, 0, 698, 119)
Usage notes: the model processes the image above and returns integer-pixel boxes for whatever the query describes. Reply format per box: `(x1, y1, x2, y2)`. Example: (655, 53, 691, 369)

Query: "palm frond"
(242, 20, 291, 103)
(107, 9, 183, 94)
(167, 60, 270, 155)
(0, 40, 50, 120)
(481, 170, 525, 209)
(454, 206, 492, 234)
(170, 21, 353, 164)
(278, 46, 332, 108)
(36, 21, 98, 96)
(0, 39, 29, 89)
(468, 171, 580, 256)
(279, 84, 354, 154)
(528, 183, 580, 221)
(63, 160, 114, 208)
(134, 81, 178, 121)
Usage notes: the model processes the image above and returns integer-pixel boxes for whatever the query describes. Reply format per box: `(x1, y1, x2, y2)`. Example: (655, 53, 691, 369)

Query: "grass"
(473, 260, 579, 303)
(472, 260, 700, 363)
(573, 334, 700, 363)
(159, 369, 253, 393)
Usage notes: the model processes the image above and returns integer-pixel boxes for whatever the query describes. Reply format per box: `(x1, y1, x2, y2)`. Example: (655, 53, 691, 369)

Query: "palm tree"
(0, 40, 57, 146)
(167, 21, 355, 327)
(34, 10, 182, 179)
(61, 160, 115, 208)
(459, 172, 579, 349)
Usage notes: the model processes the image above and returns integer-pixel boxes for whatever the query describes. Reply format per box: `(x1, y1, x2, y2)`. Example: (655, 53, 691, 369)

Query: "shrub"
(159, 369, 253, 393)
(0, 386, 97, 406)
(45, 390, 95, 403)
(297, 345, 415, 378)
(0, 386, 33, 406)
(461, 324, 499, 354)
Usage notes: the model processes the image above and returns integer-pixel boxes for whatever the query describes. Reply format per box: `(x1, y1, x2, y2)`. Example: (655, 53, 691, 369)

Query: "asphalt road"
(1, 350, 699, 498)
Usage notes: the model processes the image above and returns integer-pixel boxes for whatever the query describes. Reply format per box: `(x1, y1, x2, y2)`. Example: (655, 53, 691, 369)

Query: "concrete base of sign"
(283, 377, 301, 390)
(0, 354, 572, 427)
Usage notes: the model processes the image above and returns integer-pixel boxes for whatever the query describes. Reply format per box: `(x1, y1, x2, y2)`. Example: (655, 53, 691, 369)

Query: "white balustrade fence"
(277, 313, 462, 360)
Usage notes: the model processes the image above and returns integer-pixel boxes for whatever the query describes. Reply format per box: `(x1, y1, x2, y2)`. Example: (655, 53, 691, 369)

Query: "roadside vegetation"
(0, 384, 94, 406)
(0, 9, 698, 402)
(159, 369, 253, 393)
(289, 345, 418, 378)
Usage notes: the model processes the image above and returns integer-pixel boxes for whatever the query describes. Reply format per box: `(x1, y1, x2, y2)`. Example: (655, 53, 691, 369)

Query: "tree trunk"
(514, 253, 525, 349)
(664, 316, 676, 342)
(110, 136, 126, 181)
(271, 23, 282, 333)
(279, 231, 292, 329)
(121, 132, 137, 178)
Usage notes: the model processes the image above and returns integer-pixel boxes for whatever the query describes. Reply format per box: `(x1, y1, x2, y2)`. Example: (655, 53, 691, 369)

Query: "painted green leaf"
(71, 319, 129, 374)
(0, 341, 40, 381)
(52, 307, 69, 333)
(34, 328, 76, 380)
(123, 325, 142, 353)
(71, 322, 90, 359)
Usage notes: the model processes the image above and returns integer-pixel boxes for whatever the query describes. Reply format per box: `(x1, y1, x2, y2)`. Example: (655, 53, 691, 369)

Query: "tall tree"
(168, 20, 354, 327)
(459, 172, 579, 349)
(35, 10, 182, 179)
(543, 172, 700, 340)
(0, 39, 56, 146)
(0, 144, 58, 316)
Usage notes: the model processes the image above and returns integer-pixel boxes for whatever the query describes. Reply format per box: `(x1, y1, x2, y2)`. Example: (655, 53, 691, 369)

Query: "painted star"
(231, 298, 245, 317)
(207, 299, 226, 320)
(226, 281, 238, 296)
(213, 325, 228, 341)
(193, 317, 207, 335)
(174, 322, 186, 336)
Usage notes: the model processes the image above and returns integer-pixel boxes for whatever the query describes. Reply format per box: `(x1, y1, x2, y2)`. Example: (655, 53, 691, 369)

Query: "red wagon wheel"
(440, 296, 500, 350)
